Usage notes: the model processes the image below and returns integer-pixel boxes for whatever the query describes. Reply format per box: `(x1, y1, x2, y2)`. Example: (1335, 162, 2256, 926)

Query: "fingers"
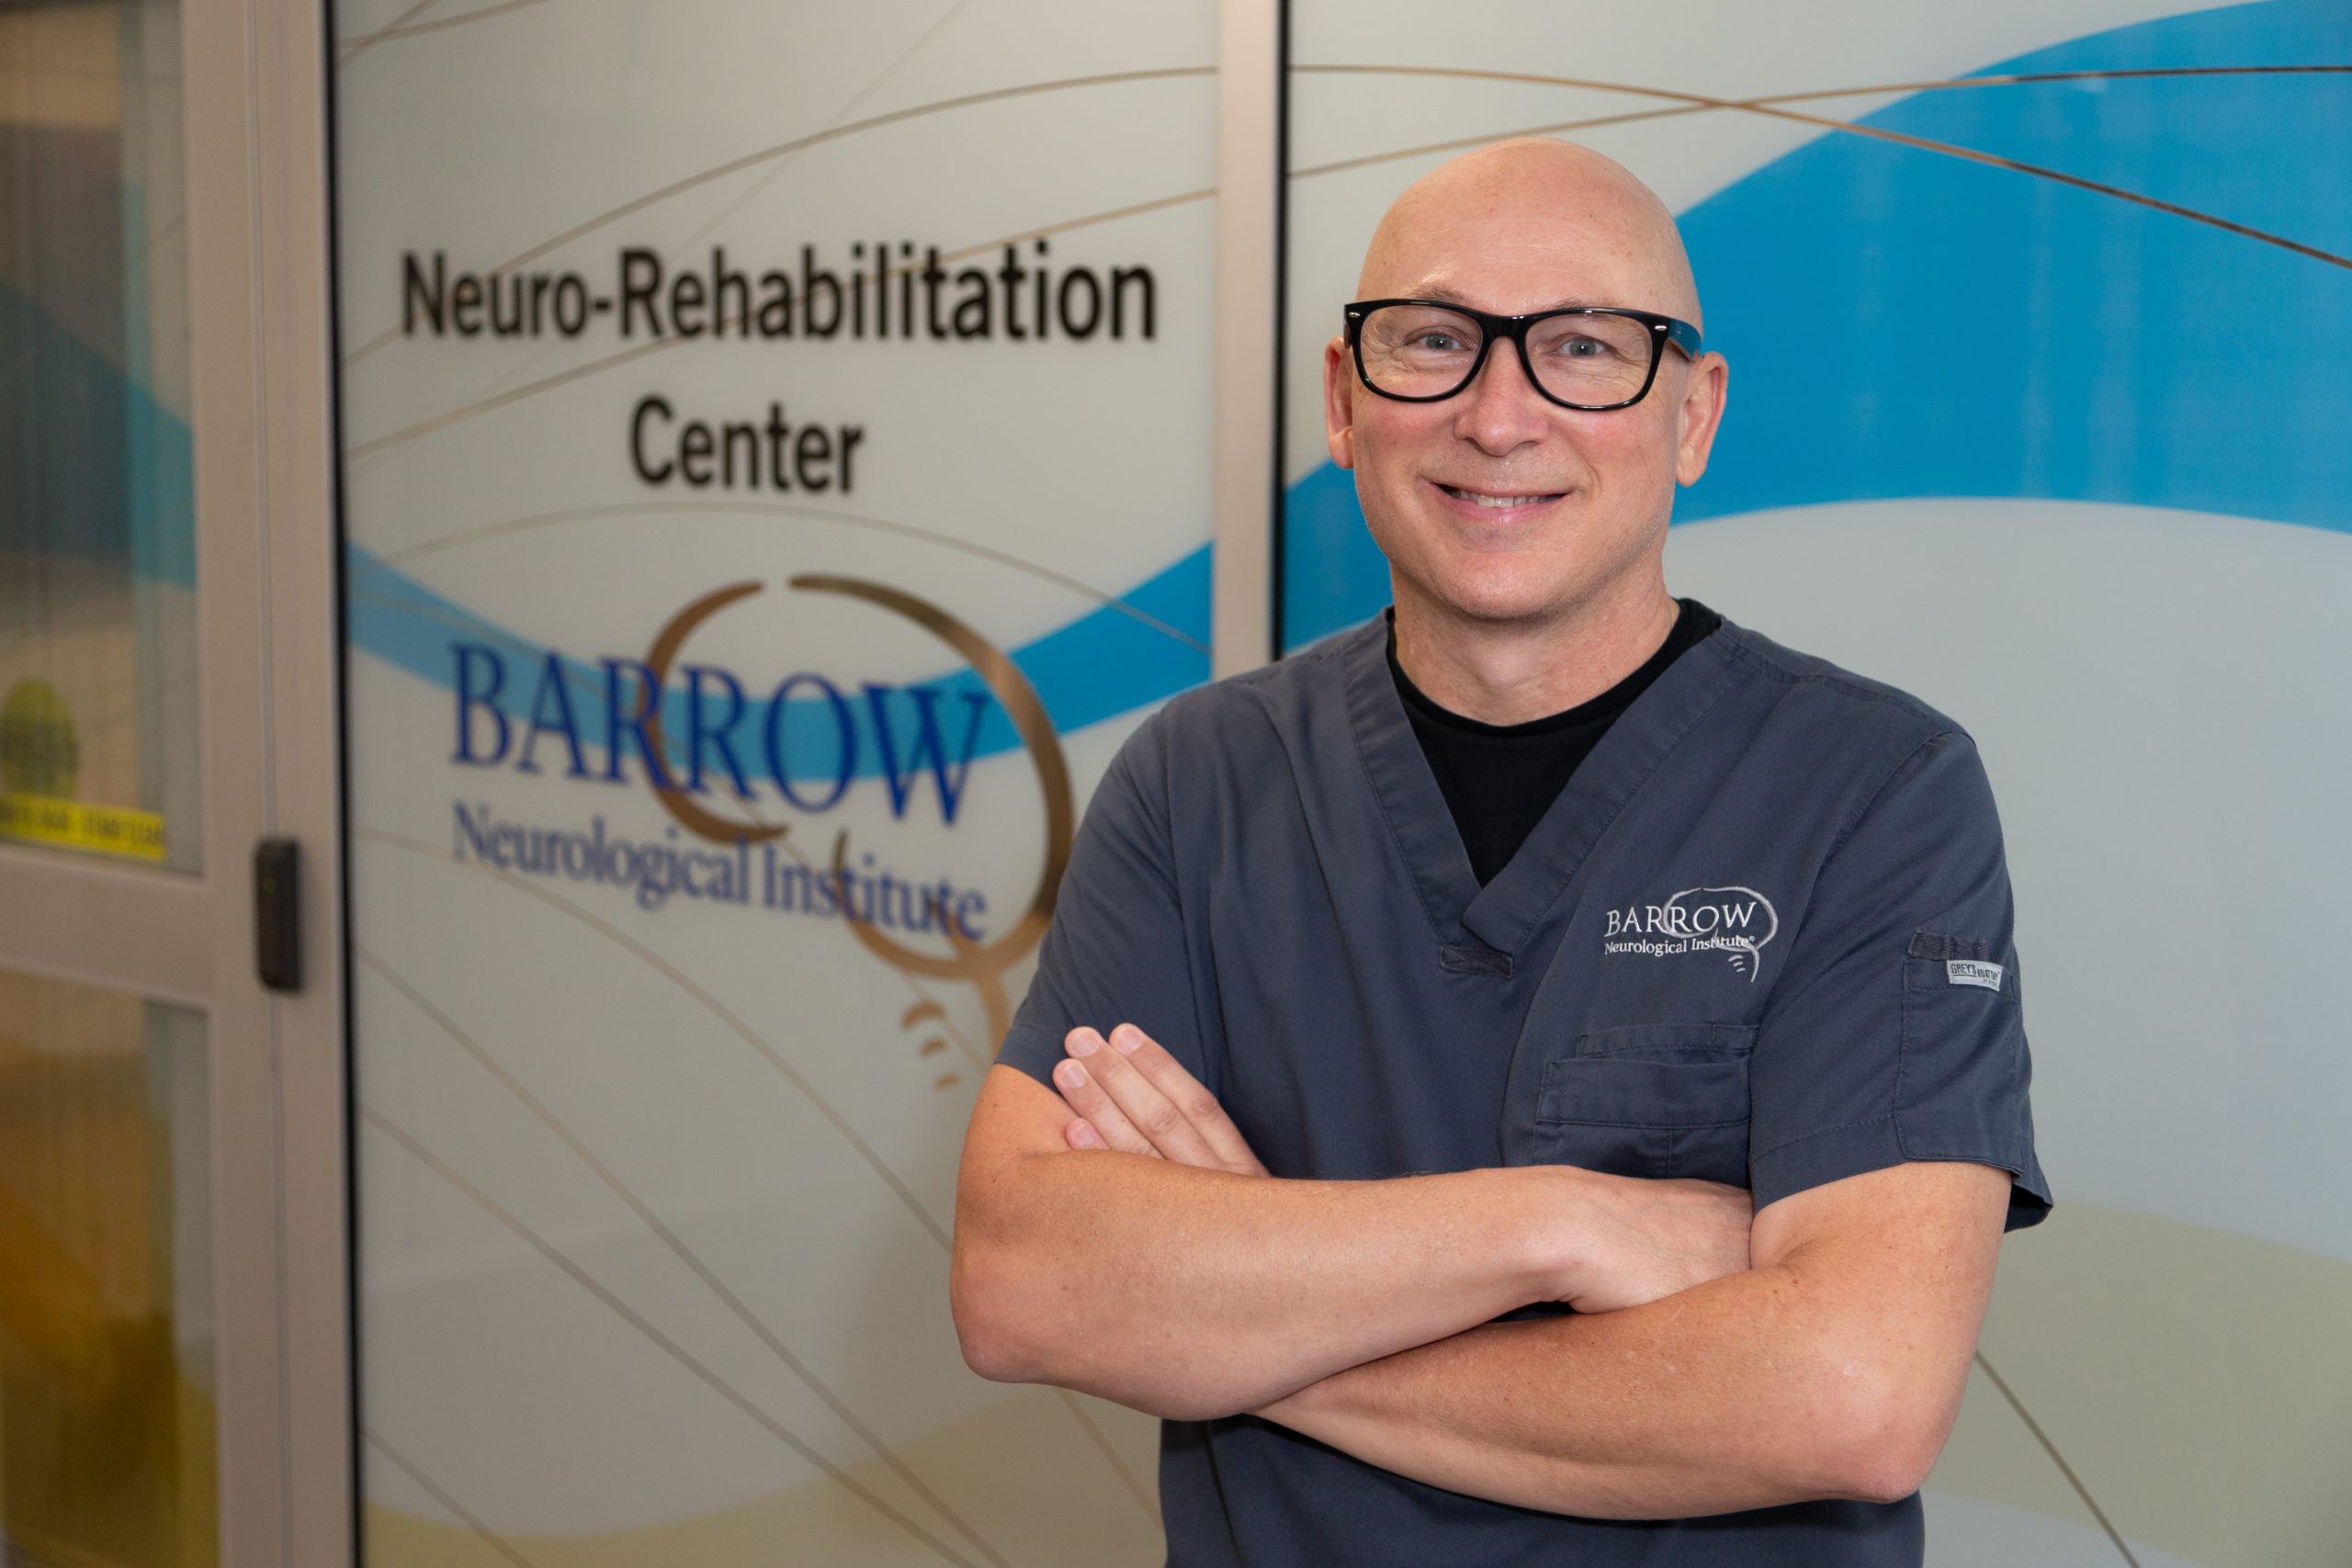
(1051, 1051, 1145, 1153)
(1100, 1022, 1268, 1175)
(1053, 1027, 1194, 1161)
(1056, 1022, 1265, 1175)
(1050, 1033, 1156, 1156)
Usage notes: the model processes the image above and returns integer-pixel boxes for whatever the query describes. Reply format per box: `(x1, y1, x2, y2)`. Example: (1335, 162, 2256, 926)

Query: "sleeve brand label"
(1947, 959, 2005, 991)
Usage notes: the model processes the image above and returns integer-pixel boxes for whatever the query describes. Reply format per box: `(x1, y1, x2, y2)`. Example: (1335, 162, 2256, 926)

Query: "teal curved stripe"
(0, 268, 197, 591)
(65, 1, 2349, 743)
(3, 253, 1214, 772)
(345, 538, 1210, 778)
(4, 189, 1213, 774)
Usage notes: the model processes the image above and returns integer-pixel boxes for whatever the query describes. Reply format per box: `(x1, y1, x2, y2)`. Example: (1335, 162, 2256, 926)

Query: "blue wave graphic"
(1282, 0, 2352, 649)
(0, 265, 197, 591)
(345, 539, 1210, 780)
(51, 0, 2345, 739)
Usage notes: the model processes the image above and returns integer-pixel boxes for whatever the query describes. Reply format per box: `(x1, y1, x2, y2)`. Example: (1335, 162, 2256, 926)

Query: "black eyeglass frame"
(1342, 298, 1705, 412)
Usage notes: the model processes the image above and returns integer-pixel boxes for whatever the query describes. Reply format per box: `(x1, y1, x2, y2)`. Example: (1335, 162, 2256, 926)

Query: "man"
(949, 136, 2052, 1565)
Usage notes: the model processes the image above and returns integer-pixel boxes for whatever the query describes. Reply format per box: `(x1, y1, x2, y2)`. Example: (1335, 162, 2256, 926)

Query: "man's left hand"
(1052, 1023, 1268, 1177)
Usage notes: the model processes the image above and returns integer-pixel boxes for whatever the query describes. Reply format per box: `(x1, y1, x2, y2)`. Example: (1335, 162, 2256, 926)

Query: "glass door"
(0, 1, 349, 1564)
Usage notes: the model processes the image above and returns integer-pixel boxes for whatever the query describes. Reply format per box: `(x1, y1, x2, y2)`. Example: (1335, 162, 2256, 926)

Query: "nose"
(1451, 333, 1554, 457)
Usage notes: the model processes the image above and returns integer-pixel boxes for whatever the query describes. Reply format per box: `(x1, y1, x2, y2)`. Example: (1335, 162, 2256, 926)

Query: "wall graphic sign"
(1282, 4, 2352, 1562)
(333, 4, 1214, 1562)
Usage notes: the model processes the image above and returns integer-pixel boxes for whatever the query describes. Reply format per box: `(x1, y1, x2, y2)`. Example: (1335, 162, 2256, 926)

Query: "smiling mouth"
(1435, 482, 1567, 509)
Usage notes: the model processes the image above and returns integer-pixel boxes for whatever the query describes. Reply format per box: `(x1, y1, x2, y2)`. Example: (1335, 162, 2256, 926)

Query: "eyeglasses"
(1343, 298, 1703, 412)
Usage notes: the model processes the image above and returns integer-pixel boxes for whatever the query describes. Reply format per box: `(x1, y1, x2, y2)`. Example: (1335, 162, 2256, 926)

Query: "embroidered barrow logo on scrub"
(1601, 886, 1781, 983)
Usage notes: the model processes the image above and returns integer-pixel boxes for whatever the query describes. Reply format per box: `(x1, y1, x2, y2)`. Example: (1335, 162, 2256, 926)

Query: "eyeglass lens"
(1357, 304, 1656, 406)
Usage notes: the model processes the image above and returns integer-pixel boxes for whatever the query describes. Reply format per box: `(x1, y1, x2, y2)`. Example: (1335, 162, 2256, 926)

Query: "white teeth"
(1444, 485, 1558, 508)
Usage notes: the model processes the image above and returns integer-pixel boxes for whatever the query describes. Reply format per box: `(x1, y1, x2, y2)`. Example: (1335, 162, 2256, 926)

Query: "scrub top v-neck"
(993, 603, 2052, 1568)
(1344, 596, 1750, 985)
(1388, 597, 1725, 888)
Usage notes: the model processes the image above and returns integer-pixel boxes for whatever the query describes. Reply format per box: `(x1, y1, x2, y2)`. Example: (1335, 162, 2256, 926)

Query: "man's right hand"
(1049, 1022, 1271, 1177)
(1546, 1169, 1755, 1314)
(1044, 1023, 1754, 1315)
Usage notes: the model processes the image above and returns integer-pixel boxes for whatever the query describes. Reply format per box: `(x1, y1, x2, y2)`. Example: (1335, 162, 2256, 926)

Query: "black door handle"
(254, 836, 302, 992)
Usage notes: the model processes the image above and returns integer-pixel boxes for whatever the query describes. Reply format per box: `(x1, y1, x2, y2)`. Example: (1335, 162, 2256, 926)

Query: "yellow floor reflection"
(0, 972, 214, 1568)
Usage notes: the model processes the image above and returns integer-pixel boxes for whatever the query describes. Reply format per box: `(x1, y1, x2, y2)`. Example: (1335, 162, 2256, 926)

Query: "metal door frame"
(0, 0, 354, 1561)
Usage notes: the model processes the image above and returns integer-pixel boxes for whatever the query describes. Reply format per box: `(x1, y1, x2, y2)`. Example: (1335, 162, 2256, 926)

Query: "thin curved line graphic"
(353, 498, 1209, 653)
(343, 577, 647, 779)
(1285, 75, 2313, 180)
(1748, 104, 2349, 271)
(340, 66, 1215, 367)
(338, 0, 449, 62)
(343, 184, 1214, 459)
(1293, 64, 2352, 270)
(1056, 1389, 1162, 1527)
(348, 756, 1002, 1071)
(360, 947, 1016, 1567)
(364, 1427, 537, 1567)
(1973, 1349, 2143, 1567)
(468, 0, 977, 408)
(359, 1108, 986, 1567)
(1295, 61, 2352, 116)
(775, 826, 996, 1073)
(343, 0, 548, 51)
(1290, 105, 1715, 179)
(795, 573, 1074, 982)
(345, 324, 689, 456)
(1743, 62, 2352, 107)
(638, 581, 794, 845)
(355, 824, 955, 1246)
(343, 62, 2352, 456)
(791, 574, 1072, 1057)
(356, 826, 1153, 1508)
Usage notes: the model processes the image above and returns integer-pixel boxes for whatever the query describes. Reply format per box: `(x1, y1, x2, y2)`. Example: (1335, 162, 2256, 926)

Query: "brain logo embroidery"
(1663, 886, 1780, 982)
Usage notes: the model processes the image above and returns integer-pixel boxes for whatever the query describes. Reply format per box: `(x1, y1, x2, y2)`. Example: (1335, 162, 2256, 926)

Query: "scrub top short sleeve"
(1747, 727, 2052, 1231)
(990, 706, 1216, 1097)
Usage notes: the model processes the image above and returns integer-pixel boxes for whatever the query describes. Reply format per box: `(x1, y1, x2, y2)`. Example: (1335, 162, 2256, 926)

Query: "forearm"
(954, 1150, 1567, 1421)
(1253, 1258, 1894, 1517)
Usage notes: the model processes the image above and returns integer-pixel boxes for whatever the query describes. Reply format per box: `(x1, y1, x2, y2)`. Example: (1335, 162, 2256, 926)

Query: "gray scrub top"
(993, 604, 2053, 1568)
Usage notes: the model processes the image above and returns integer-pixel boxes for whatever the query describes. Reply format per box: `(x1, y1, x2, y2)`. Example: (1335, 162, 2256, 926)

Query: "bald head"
(1357, 137, 1702, 333)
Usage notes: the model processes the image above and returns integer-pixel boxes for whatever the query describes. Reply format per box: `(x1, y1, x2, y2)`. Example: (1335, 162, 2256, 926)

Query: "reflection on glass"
(0, 964, 214, 1567)
(0, 0, 199, 872)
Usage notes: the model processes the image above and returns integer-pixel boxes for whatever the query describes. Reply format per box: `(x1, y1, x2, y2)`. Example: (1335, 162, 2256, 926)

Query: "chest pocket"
(1523, 1022, 1755, 1187)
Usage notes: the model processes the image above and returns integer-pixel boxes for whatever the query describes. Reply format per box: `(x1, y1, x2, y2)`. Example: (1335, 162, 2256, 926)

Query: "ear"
(1323, 335, 1356, 469)
(1672, 350, 1728, 487)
